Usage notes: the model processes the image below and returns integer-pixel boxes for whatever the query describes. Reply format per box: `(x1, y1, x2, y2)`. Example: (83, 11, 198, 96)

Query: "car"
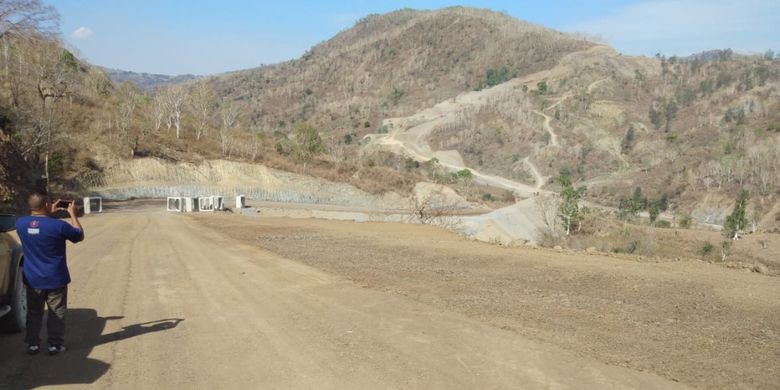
(0, 214, 25, 332)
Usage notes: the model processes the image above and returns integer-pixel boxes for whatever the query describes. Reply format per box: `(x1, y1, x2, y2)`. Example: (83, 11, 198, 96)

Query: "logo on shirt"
(28, 219, 40, 235)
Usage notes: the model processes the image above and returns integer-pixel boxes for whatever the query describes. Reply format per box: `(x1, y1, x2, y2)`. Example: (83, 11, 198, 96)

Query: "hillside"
(195, 7, 779, 226)
(207, 7, 592, 138)
(1, 5, 778, 233)
(101, 67, 197, 90)
(411, 45, 780, 221)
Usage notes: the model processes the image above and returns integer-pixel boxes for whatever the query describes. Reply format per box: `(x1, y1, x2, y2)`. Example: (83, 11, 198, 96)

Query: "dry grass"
(560, 213, 780, 275)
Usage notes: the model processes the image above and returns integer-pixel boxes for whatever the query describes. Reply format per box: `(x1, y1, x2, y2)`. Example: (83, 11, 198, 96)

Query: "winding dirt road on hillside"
(0, 211, 689, 389)
(369, 71, 612, 197)
(369, 69, 553, 196)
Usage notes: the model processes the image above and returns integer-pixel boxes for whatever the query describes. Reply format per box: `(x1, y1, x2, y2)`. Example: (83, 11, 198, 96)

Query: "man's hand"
(62, 199, 84, 239)
(52, 199, 67, 213)
(67, 200, 77, 217)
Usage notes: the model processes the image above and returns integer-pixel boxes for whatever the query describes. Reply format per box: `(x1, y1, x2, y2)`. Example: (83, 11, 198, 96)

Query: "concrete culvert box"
(199, 197, 214, 212)
(184, 197, 197, 212)
(235, 195, 246, 209)
(166, 197, 184, 212)
(213, 196, 224, 211)
(83, 197, 103, 214)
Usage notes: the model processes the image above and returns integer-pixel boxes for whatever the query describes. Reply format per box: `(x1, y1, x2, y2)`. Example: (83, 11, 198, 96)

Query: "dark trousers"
(25, 286, 67, 346)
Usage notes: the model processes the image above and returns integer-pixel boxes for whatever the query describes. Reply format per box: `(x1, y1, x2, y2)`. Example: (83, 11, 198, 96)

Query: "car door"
(0, 215, 18, 301)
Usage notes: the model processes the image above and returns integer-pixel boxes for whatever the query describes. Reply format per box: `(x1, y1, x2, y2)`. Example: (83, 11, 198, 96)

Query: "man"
(15, 193, 84, 355)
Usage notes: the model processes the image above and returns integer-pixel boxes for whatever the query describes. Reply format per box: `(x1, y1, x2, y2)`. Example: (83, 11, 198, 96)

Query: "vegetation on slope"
(1, 2, 778, 229)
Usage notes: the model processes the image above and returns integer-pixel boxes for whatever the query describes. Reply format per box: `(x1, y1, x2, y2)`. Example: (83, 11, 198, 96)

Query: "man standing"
(15, 193, 84, 355)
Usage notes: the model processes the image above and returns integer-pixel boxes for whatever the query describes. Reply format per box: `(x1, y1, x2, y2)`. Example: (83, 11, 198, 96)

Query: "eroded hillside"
(210, 7, 592, 134)
(1, 5, 778, 230)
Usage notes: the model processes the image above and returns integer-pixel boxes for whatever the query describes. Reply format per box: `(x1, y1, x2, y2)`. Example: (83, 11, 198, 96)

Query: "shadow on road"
(0, 308, 183, 389)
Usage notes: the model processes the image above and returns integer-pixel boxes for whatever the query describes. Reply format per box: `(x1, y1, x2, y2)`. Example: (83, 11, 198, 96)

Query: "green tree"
(678, 215, 693, 229)
(537, 80, 548, 94)
(456, 168, 473, 180)
(292, 122, 324, 171)
(663, 100, 678, 132)
(724, 189, 749, 240)
(557, 175, 586, 235)
(632, 187, 646, 210)
(485, 67, 513, 87)
(656, 194, 669, 211)
(649, 204, 660, 224)
(59, 49, 79, 71)
(617, 187, 646, 221)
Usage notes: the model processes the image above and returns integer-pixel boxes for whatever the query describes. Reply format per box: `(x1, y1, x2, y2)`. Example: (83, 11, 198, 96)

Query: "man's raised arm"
(54, 200, 84, 242)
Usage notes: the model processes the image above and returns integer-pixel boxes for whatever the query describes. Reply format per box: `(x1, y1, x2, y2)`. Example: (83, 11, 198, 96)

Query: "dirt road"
(203, 214, 780, 390)
(0, 211, 689, 389)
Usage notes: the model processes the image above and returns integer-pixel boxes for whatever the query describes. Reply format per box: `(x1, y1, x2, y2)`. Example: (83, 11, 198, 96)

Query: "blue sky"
(48, 0, 779, 75)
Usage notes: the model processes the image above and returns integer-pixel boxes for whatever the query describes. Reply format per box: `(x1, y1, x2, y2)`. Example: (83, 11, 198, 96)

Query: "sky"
(47, 0, 780, 76)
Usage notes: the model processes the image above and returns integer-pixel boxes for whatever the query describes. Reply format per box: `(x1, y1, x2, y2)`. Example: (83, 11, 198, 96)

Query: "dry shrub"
(535, 194, 562, 241)
(407, 188, 462, 228)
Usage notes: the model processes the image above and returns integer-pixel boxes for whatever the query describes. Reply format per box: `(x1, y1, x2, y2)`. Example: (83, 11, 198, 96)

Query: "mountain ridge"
(101, 67, 198, 90)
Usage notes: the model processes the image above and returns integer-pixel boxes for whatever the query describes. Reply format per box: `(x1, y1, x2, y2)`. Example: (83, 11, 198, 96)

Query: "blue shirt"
(16, 216, 83, 289)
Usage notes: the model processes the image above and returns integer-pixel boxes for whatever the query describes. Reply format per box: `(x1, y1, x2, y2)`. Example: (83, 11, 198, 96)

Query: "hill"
(195, 7, 779, 227)
(1, 5, 778, 234)
(209, 7, 592, 135)
(101, 67, 197, 90)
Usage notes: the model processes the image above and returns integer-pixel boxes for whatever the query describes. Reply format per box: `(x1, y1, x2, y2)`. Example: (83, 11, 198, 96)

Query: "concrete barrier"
(83, 197, 103, 214)
(199, 197, 214, 212)
(166, 197, 184, 212)
(213, 196, 224, 211)
(184, 197, 197, 212)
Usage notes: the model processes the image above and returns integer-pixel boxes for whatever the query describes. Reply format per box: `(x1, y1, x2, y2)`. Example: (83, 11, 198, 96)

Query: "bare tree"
(535, 194, 562, 239)
(151, 92, 168, 133)
(407, 188, 461, 228)
(189, 82, 216, 141)
(1, 0, 58, 98)
(13, 37, 75, 190)
(0, 0, 59, 38)
(159, 84, 187, 139)
(170, 85, 187, 139)
(219, 103, 239, 156)
(250, 130, 260, 161)
(115, 82, 142, 156)
(30, 38, 74, 109)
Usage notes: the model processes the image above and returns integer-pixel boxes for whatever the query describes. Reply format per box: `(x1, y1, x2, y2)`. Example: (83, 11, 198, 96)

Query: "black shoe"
(48, 345, 66, 356)
(27, 344, 40, 355)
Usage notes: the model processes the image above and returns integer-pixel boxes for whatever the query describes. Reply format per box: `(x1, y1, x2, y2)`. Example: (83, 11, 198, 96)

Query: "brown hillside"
(2, 5, 778, 225)
(208, 7, 592, 135)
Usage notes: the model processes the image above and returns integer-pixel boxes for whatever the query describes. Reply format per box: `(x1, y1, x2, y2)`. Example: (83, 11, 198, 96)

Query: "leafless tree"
(151, 92, 168, 133)
(13, 37, 74, 191)
(169, 85, 187, 139)
(219, 103, 239, 157)
(0, 0, 59, 39)
(407, 188, 461, 228)
(189, 81, 216, 141)
(535, 194, 562, 239)
(115, 82, 142, 156)
(159, 84, 187, 138)
(1, 1, 58, 97)
(250, 130, 260, 161)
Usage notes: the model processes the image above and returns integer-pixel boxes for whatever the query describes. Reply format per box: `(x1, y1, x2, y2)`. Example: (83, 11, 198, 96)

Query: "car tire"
(0, 263, 26, 332)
